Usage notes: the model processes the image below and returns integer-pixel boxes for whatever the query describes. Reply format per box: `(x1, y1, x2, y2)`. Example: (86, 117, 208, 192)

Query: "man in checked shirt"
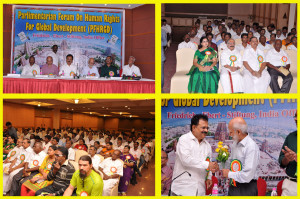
(35, 147, 75, 196)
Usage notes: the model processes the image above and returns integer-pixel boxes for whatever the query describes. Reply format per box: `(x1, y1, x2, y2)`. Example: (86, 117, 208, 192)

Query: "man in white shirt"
(281, 27, 288, 39)
(21, 56, 40, 76)
(276, 29, 285, 40)
(130, 142, 142, 161)
(43, 135, 52, 153)
(89, 146, 102, 171)
(178, 34, 198, 51)
(85, 132, 95, 146)
(258, 35, 272, 51)
(161, 19, 172, 34)
(218, 32, 232, 51)
(3, 139, 33, 195)
(3, 138, 23, 165)
(220, 39, 244, 93)
(59, 54, 77, 77)
(235, 33, 250, 52)
(114, 138, 124, 153)
(10, 142, 46, 196)
(66, 140, 75, 161)
(47, 45, 60, 67)
(222, 117, 260, 196)
(287, 36, 297, 51)
(266, 40, 293, 93)
(81, 58, 99, 77)
(99, 150, 123, 196)
(242, 37, 271, 93)
(121, 56, 142, 77)
(232, 27, 242, 40)
(170, 114, 219, 196)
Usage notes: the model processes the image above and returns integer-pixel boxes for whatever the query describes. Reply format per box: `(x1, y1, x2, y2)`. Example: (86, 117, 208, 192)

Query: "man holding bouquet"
(170, 114, 219, 196)
(222, 117, 260, 196)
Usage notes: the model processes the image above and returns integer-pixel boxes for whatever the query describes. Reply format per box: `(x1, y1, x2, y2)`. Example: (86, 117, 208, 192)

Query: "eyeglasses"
(54, 154, 64, 157)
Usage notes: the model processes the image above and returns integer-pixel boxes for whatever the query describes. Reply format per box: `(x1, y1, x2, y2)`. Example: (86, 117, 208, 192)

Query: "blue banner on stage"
(11, 5, 124, 74)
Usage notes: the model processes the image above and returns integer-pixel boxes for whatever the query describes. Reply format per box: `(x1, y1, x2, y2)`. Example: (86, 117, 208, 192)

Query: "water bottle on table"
(271, 188, 277, 196)
(212, 183, 218, 196)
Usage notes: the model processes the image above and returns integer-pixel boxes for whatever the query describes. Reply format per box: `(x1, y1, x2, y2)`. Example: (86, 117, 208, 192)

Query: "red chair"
(257, 178, 267, 196)
(277, 180, 284, 196)
(206, 176, 218, 195)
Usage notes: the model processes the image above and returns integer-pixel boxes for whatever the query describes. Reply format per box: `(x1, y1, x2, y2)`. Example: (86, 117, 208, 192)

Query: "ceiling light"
(38, 103, 41, 107)
(125, 106, 128, 107)
(74, 99, 79, 104)
(72, 109, 74, 111)
(120, 112, 122, 115)
(130, 115, 132, 118)
(128, 5, 131, 7)
(67, 107, 69, 110)
(90, 112, 92, 114)
(102, 107, 105, 108)
(128, 107, 130, 109)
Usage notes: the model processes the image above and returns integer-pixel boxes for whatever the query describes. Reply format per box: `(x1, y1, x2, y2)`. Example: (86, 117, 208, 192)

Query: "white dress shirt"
(161, 24, 172, 34)
(81, 66, 99, 77)
(218, 41, 228, 51)
(232, 34, 242, 40)
(235, 43, 251, 52)
(129, 148, 141, 160)
(85, 138, 95, 146)
(220, 48, 244, 93)
(171, 131, 212, 196)
(68, 147, 75, 161)
(43, 142, 51, 154)
(228, 135, 260, 183)
(121, 64, 141, 77)
(15, 147, 33, 166)
(276, 35, 285, 41)
(100, 157, 123, 177)
(258, 43, 272, 51)
(178, 41, 198, 51)
(91, 154, 102, 171)
(287, 45, 297, 51)
(59, 64, 77, 77)
(21, 64, 40, 76)
(27, 151, 47, 168)
(114, 144, 124, 153)
(266, 48, 291, 67)
(6, 146, 21, 161)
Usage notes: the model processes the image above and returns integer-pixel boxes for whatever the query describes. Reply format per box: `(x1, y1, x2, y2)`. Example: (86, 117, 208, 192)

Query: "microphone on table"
(168, 171, 191, 196)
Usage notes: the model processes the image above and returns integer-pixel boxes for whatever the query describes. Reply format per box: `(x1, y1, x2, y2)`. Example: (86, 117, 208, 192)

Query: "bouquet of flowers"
(199, 50, 218, 66)
(215, 141, 229, 168)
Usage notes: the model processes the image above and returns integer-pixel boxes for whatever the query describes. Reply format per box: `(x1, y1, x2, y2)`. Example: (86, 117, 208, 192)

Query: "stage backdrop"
(161, 99, 297, 190)
(11, 5, 124, 74)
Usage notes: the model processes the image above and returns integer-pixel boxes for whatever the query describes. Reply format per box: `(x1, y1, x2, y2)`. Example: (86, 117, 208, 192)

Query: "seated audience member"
(281, 26, 288, 39)
(216, 32, 226, 46)
(85, 132, 95, 145)
(220, 39, 244, 93)
(258, 35, 272, 51)
(218, 32, 231, 51)
(63, 155, 103, 196)
(242, 37, 271, 93)
(100, 56, 118, 77)
(51, 137, 60, 147)
(43, 135, 52, 154)
(266, 33, 276, 45)
(89, 146, 102, 171)
(266, 40, 293, 93)
(3, 136, 16, 160)
(189, 29, 200, 46)
(114, 137, 124, 153)
(178, 34, 198, 51)
(207, 33, 218, 52)
(94, 141, 102, 154)
(4, 138, 22, 164)
(99, 150, 123, 196)
(247, 31, 254, 43)
(161, 150, 172, 196)
(139, 140, 151, 169)
(287, 36, 297, 51)
(81, 58, 100, 77)
(74, 138, 88, 151)
(276, 29, 285, 40)
(65, 140, 75, 161)
(3, 138, 33, 195)
(10, 142, 46, 196)
(21, 145, 57, 196)
(121, 56, 142, 77)
(21, 56, 40, 76)
(35, 147, 75, 196)
(291, 28, 297, 36)
(59, 54, 77, 77)
(232, 27, 242, 40)
(100, 142, 114, 158)
(40, 56, 59, 76)
(283, 33, 295, 48)
(118, 145, 135, 196)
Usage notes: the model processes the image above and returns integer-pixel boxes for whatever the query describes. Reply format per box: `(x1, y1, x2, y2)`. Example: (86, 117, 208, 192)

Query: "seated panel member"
(21, 56, 40, 76)
(242, 37, 271, 93)
(178, 34, 198, 51)
(40, 56, 59, 76)
(59, 54, 77, 77)
(46, 45, 59, 67)
(220, 39, 244, 93)
(266, 39, 293, 93)
(99, 150, 123, 196)
(100, 56, 118, 77)
(81, 58, 100, 77)
(63, 155, 103, 196)
(121, 56, 142, 77)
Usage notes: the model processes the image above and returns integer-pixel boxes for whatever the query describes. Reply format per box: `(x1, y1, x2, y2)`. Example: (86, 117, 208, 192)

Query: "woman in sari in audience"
(20, 145, 57, 196)
(187, 36, 219, 93)
(118, 145, 135, 196)
(74, 138, 88, 151)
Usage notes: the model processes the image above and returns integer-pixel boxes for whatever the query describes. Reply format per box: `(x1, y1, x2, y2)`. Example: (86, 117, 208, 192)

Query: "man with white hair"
(81, 58, 99, 77)
(222, 117, 260, 196)
(220, 38, 244, 93)
(242, 37, 271, 93)
(121, 56, 142, 77)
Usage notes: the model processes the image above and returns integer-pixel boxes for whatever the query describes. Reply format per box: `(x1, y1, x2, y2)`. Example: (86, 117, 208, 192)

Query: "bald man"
(178, 34, 198, 51)
(222, 117, 260, 196)
(41, 56, 59, 76)
(82, 58, 99, 77)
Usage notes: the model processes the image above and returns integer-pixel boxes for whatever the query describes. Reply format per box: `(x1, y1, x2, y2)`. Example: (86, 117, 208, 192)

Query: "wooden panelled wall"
(3, 102, 155, 132)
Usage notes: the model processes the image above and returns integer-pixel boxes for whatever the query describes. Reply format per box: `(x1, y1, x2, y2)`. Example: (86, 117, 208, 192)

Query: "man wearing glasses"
(170, 114, 219, 196)
(35, 147, 75, 196)
(278, 111, 297, 196)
